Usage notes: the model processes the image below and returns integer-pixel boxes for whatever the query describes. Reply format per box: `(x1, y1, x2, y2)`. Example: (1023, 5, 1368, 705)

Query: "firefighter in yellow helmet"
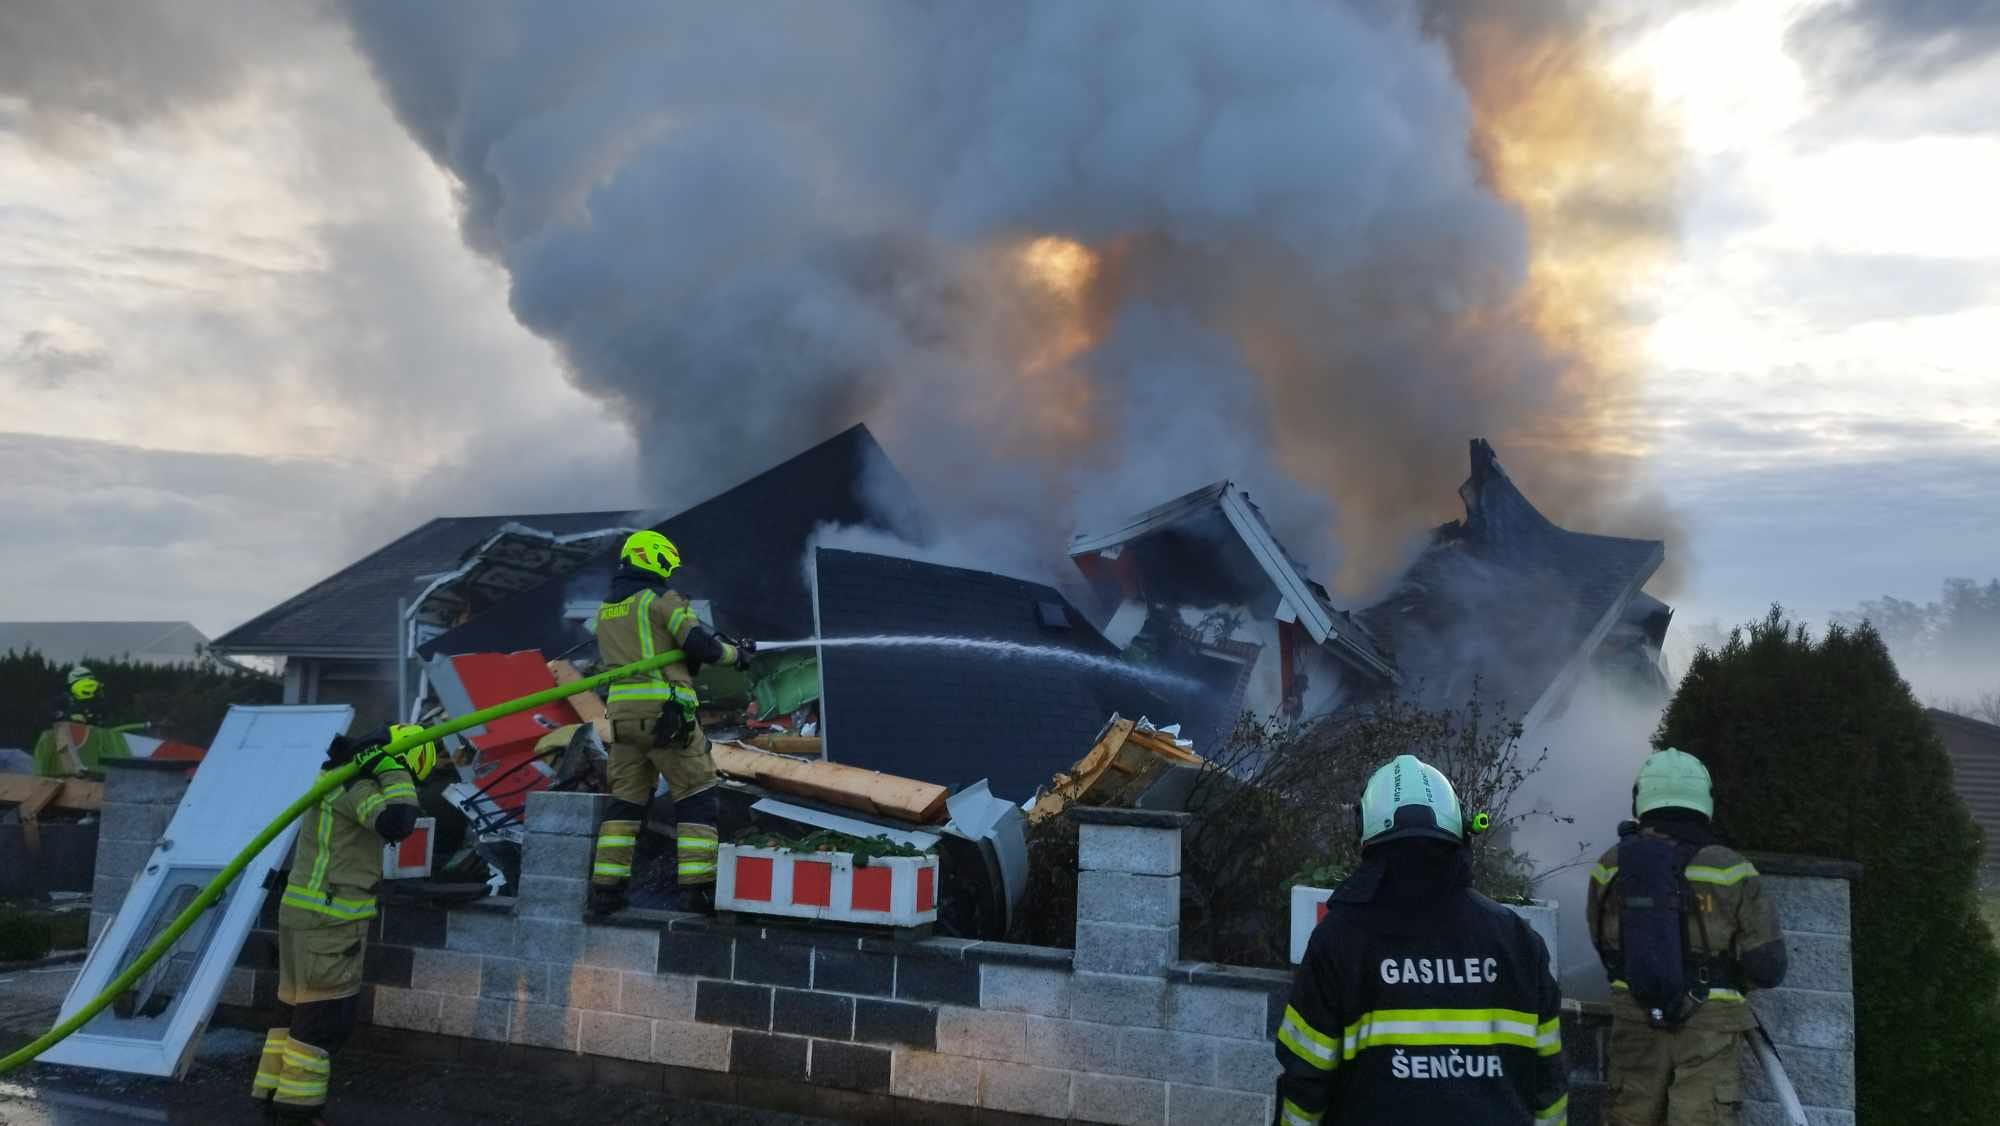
(589, 531, 753, 916)
(1587, 749, 1787, 1126)
(251, 725, 433, 1124)
(59, 665, 106, 725)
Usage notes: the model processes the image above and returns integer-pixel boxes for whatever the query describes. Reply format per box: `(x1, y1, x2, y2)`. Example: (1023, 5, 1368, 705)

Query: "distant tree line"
(0, 650, 281, 753)
(1832, 577, 2000, 723)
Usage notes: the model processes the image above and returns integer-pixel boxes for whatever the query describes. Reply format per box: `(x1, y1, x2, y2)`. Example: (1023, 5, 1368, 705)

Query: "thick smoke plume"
(338, 0, 1682, 596)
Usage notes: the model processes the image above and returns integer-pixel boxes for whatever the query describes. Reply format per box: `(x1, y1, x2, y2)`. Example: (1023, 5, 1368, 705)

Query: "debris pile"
(1029, 715, 1202, 822)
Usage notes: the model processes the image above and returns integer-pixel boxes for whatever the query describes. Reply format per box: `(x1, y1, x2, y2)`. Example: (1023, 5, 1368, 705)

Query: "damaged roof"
(212, 512, 636, 659)
(1068, 480, 1397, 684)
(422, 424, 923, 659)
(812, 547, 1183, 803)
(1358, 440, 1665, 724)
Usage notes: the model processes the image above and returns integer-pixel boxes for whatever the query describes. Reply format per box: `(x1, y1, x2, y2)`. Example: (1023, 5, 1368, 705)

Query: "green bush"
(0, 909, 54, 963)
(1656, 607, 2000, 1125)
(0, 649, 280, 753)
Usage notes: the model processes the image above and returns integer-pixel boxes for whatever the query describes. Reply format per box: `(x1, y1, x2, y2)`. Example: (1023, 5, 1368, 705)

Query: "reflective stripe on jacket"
(278, 768, 419, 929)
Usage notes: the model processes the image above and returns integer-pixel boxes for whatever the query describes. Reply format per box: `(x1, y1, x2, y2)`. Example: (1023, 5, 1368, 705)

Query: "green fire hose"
(0, 647, 685, 1076)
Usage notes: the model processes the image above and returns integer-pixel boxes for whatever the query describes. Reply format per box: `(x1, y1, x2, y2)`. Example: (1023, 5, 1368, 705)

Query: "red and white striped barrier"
(716, 844, 938, 927)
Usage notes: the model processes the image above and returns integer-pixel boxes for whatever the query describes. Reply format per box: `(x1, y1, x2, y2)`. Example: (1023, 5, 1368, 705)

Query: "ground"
(0, 963, 848, 1126)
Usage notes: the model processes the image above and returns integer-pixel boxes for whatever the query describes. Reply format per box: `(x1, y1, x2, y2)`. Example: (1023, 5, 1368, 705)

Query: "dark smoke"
(336, 0, 1681, 595)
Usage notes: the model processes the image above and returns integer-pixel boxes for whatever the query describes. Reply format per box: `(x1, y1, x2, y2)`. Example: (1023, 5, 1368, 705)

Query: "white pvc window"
(40, 705, 354, 1077)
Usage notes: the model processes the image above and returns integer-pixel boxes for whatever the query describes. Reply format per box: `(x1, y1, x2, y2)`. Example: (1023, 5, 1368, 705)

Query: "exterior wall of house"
(281, 657, 400, 731)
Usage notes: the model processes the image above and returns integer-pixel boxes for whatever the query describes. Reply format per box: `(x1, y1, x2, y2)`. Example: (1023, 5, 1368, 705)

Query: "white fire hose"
(1750, 1020, 1810, 1126)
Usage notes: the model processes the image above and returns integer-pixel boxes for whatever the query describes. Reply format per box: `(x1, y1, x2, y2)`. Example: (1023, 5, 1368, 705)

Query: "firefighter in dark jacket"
(1588, 749, 1787, 1126)
(589, 531, 753, 916)
(1276, 754, 1568, 1126)
(252, 725, 432, 1124)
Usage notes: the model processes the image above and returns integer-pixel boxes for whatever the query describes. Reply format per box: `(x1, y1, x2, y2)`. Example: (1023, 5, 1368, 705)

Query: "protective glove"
(733, 637, 757, 671)
(325, 725, 392, 769)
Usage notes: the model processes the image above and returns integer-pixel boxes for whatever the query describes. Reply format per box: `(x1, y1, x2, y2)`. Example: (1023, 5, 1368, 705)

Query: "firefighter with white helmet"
(1588, 748, 1787, 1126)
(1275, 754, 1568, 1125)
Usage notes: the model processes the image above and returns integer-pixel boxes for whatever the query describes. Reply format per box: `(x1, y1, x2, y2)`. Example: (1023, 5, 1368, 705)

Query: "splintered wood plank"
(748, 734, 823, 758)
(547, 659, 615, 744)
(0, 775, 102, 813)
(711, 743, 949, 823)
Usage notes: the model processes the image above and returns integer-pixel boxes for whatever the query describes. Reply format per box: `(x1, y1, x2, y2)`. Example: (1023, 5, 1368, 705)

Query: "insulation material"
(1028, 714, 1202, 822)
(750, 652, 822, 720)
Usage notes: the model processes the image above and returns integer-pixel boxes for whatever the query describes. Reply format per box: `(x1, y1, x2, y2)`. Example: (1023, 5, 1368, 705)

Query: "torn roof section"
(405, 522, 637, 655)
(421, 424, 922, 659)
(1357, 439, 1666, 725)
(1067, 480, 1398, 686)
(812, 547, 1184, 803)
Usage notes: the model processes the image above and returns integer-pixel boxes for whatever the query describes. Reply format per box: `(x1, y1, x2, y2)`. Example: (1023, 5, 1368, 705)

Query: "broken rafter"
(711, 742, 950, 823)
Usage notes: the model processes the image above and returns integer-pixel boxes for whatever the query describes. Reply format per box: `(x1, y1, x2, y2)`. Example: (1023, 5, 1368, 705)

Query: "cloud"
(4, 328, 107, 389)
(1788, 0, 2000, 88)
(1755, 250, 1996, 329)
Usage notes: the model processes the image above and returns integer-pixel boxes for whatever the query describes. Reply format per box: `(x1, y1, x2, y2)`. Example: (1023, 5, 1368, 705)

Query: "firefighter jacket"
(595, 567, 739, 728)
(1276, 844, 1568, 1126)
(278, 766, 420, 930)
(1586, 811, 1787, 1032)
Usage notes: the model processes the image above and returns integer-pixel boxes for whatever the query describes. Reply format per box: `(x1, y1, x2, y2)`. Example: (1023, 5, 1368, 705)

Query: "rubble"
(1028, 714, 1203, 823)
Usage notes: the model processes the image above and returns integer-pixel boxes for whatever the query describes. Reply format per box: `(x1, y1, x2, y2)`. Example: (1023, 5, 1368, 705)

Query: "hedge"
(1656, 606, 2000, 1124)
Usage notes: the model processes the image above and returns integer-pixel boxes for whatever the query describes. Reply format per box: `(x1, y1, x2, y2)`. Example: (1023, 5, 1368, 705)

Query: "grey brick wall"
(1739, 865, 1858, 1126)
(88, 761, 193, 948)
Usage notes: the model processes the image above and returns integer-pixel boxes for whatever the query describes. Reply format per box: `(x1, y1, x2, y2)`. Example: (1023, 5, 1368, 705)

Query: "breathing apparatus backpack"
(1610, 824, 1709, 1027)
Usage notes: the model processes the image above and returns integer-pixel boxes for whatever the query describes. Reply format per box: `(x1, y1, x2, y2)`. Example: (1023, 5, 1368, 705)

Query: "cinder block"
(1739, 1040, 1855, 1111)
(1076, 921, 1178, 976)
(1079, 824, 1180, 876)
(520, 833, 595, 880)
(1112, 1026, 1215, 1084)
(220, 966, 257, 1008)
(526, 790, 610, 837)
(1021, 1016, 1120, 1074)
(1074, 1071, 1167, 1126)
(1167, 1084, 1270, 1126)
(1078, 871, 1181, 927)
(411, 949, 482, 997)
(1762, 875, 1850, 936)
(93, 838, 158, 882)
(1165, 984, 1267, 1041)
(372, 987, 444, 1034)
(517, 876, 589, 919)
(1778, 931, 1852, 994)
(481, 958, 550, 1003)
(555, 964, 622, 1011)
(620, 972, 696, 1021)
(1071, 972, 1170, 1028)
(937, 1005, 1028, 1061)
(893, 1048, 981, 1105)
(104, 766, 191, 805)
(581, 1010, 653, 1062)
(653, 1018, 734, 1071)
(509, 1003, 581, 1051)
(446, 909, 520, 957)
(1211, 1036, 1282, 1093)
(1749, 988, 1854, 1051)
(582, 925, 660, 973)
(96, 802, 170, 844)
(91, 874, 132, 914)
(980, 964, 1071, 1017)
(517, 918, 584, 964)
(439, 995, 511, 1042)
(980, 1060, 1073, 1119)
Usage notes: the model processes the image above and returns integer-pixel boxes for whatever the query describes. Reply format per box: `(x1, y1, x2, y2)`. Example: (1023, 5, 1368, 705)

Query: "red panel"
(446, 651, 583, 755)
(792, 860, 832, 908)
(735, 856, 774, 902)
(852, 866, 892, 912)
(149, 740, 206, 763)
(396, 830, 429, 868)
(915, 865, 935, 913)
(1315, 902, 1328, 923)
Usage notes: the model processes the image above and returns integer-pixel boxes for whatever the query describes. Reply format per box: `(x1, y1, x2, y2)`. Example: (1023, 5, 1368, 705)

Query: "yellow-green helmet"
(1359, 754, 1465, 849)
(620, 530, 680, 581)
(1634, 748, 1712, 819)
(69, 673, 101, 701)
(387, 724, 438, 783)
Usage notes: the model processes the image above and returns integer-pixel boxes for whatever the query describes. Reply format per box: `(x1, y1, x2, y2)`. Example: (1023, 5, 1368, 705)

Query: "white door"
(39, 705, 354, 1077)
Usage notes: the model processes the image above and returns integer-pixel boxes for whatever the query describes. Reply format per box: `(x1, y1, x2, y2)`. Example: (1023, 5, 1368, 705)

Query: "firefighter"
(588, 531, 753, 916)
(251, 725, 431, 1124)
(57, 665, 105, 725)
(1588, 748, 1787, 1126)
(1275, 754, 1568, 1126)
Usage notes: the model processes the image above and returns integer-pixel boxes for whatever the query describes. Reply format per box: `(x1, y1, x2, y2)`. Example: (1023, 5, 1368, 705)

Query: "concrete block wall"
(1738, 857, 1859, 1126)
(351, 797, 1290, 1124)
(88, 760, 194, 948)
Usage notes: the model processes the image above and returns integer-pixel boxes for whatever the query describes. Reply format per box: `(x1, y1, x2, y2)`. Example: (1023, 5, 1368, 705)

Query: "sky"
(0, 0, 1995, 652)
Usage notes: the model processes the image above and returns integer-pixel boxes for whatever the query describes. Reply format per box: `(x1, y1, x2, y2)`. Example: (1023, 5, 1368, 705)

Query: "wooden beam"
(711, 742, 950, 824)
(547, 659, 615, 744)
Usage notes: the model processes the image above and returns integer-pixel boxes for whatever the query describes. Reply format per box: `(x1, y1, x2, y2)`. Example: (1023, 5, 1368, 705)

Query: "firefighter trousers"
(252, 921, 365, 1116)
(595, 714, 719, 890)
(1607, 1016, 1743, 1126)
